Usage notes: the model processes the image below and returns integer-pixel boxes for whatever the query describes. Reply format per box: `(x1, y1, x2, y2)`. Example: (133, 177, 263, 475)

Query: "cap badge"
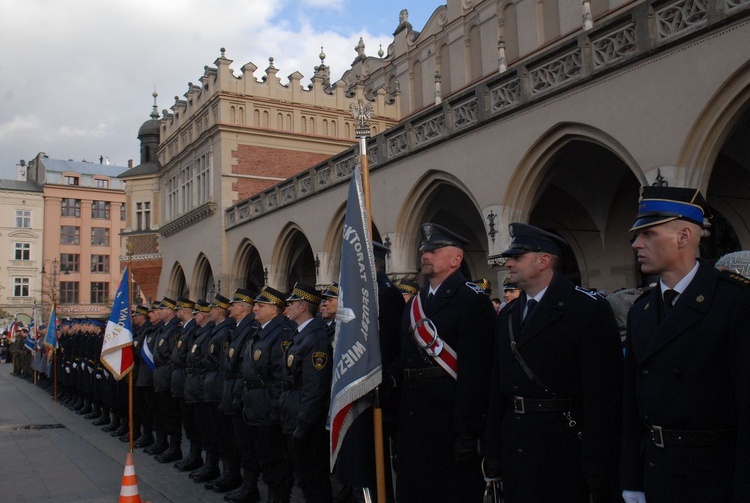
(696, 294, 704, 303)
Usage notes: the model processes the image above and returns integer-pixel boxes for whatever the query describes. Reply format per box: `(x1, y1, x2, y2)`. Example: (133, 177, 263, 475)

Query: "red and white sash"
(409, 294, 458, 380)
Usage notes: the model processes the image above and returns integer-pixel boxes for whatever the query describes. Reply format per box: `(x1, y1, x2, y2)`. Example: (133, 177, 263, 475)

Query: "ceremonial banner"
(100, 266, 134, 380)
(329, 165, 381, 467)
(43, 310, 57, 353)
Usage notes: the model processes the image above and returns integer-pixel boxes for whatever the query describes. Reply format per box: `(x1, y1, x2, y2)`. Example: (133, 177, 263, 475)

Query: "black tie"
(523, 299, 537, 326)
(426, 292, 435, 311)
(663, 289, 678, 314)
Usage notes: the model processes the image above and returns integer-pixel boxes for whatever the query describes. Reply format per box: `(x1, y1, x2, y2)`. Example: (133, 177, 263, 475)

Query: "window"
(91, 201, 110, 219)
(65, 176, 79, 186)
(136, 202, 151, 231)
(59, 281, 79, 304)
(15, 210, 31, 228)
(14, 242, 30, 261)
(13, 277, 30, 297)
(91, 227, 109, 246)
(95, 178, 109, 189)
(60, 253, 80, 273)
(61, 198, 81, 217)
(91, 282, 109, 304)
(61, 226, 80, 245)
(120, 203, 126, 221)
(91, 255, 110, 273)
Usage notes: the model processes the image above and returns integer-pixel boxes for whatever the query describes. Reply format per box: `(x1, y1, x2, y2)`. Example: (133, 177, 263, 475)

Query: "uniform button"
(641, 370, 649, 376)
(516, 448, 523, 454)
(648, 462, 655, 468)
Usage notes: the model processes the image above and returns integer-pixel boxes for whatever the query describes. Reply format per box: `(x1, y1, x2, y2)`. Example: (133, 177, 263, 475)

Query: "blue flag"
(329, 165, 381, 467)
(100, 266, 134, 380)
(43, 308, 57, 352)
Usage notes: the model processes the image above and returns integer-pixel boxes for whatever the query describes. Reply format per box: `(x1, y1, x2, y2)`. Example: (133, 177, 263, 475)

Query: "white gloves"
(65, 367, 71, 373)
(622, 490, 646, 503)
(72, 362, 77, 369)
(95, 374, 103, 380)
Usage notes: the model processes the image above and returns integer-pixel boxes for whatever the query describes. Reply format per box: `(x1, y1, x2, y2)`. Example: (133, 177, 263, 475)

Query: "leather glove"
(622, 490, 646, 503)
(482, 456, 501, 479)
(293, 422, 310, 441)
(454, 434, 480, 465)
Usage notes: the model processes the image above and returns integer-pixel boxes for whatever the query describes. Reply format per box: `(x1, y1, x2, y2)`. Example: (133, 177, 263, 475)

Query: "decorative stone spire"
(150, 90, 159, 119)
(378, 44, 384, 58)
(354, 37, 366, 62)
(314, 46, 331, 86)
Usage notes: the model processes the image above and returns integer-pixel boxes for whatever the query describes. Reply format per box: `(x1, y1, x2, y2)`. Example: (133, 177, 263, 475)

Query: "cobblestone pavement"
(0, 366, 311, 503)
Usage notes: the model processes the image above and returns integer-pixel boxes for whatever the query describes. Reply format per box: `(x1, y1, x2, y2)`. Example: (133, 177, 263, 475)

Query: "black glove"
(454, 434, 479, 465)
(482, 456, 502, 479)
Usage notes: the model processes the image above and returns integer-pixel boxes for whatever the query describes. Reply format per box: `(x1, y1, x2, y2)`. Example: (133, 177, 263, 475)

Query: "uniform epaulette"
(465, 281, 484, 295)
(718, 269, 750, 287)
(574, 285, 599, 300)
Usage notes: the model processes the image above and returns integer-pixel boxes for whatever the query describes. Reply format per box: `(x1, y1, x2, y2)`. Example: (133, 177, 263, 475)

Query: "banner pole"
(53, 349, 58, 405)
(127, 247, 135, 453)
(354, 101, 387, 503)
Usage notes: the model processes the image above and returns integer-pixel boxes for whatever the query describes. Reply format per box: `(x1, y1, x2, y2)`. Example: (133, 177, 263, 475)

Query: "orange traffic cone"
(119, 452, 141, 503)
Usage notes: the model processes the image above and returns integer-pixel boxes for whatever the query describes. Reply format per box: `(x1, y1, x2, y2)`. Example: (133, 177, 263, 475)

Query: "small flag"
(329, 165, 382, 468)
(43, 309, 57, 354)
(101, 266, 134, 380)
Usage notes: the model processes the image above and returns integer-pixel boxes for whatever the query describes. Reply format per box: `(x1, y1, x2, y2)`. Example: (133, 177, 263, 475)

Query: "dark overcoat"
(484, 272, 622, 502)
(202, 317, 235, 403)
(621, 261, 750, 502)
(170, 317, 198, 397)
(241, 314, 294, 426)
(396, 270, 495, 503)
(153, 317, 180, 393)
(184, 320, 215, 404)
(219, 315, 257, 414)
(135, 321, 157, 388)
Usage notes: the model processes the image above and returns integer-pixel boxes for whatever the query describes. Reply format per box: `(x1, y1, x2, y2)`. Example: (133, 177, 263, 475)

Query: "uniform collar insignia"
(696, 294, 705, 303)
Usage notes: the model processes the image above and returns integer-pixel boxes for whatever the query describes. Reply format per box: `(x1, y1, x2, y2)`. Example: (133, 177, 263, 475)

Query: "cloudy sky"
(0, 0, 439, 179)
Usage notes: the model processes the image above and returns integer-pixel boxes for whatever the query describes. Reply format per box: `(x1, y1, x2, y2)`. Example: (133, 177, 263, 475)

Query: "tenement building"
(137, 0, 750, 299)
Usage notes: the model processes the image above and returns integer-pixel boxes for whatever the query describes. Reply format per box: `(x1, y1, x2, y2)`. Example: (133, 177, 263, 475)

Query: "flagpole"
(127, 243, 135, 453)
(53, 303, 58, 405)
(351, 99, 387, 503)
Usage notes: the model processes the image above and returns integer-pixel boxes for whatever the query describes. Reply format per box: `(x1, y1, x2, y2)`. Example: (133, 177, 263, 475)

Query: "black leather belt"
(647, 425, 735, 448)
(402, 367, 447, 382)
(512, 396, 572, 414)
(245, 381, 269, 390)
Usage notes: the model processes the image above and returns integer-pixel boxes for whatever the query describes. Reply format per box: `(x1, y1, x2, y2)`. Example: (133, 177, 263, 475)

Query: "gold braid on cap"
(177, 300, 195, 309)
(398, 283, 419, 295)
(234, 293, 255, 304)
(292, 286, 321, 304)
(213, 299, 230, 309)
(260, 289, 285, 308)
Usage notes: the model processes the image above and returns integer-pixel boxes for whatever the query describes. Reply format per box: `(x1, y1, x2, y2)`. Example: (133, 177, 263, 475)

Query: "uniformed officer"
(502, 276, 521, 306)
(280, 283, 333, 503)
(152, 297, 182, 462)
(170, 297, 198, 469)
(133, 304, 157, 448)
(240, 286, 295, 503)
(182, 299, 214, 473)
(144, 301, 168, 454)
(193, 293, 235, 486)
(396, 279, 419, 303)
(397, 223, 496, 503)
(483, 223, 622, 502)
(621, 187, 750, 503)
(214, 288, 259, 497)
(319, 283, 338, 342)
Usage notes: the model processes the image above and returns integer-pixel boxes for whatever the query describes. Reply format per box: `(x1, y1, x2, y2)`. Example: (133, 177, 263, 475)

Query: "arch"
(271, 223, 316, 290)
(190, 253, 215, 301)
(320, 203, 384, 282)
(501, 2, 520, 63)
(538, 0, 561, 43)
(167, 262, 188, 299)
(394, 171, 490, 283)
(439, 42, 452, 96)
(412, 60, 424, 111)
(231, 238, 265, 294)
(505, 123, 643, 290)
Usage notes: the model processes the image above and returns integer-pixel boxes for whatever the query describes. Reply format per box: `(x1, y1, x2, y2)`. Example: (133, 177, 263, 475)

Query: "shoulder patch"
(574, 286, 599, 300)
(465, 282, 484, 295)
(312, 351, 328, 370)
(718, 269, 750, 287)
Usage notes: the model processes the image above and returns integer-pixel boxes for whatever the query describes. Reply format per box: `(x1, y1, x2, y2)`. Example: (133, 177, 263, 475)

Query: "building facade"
(0, 180, 44, 323)
(145, 0, 749, 299)
(26, 153, 128, 318)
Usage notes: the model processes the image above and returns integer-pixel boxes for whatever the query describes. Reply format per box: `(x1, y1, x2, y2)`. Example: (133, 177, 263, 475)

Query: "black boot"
(76, 399, 92, 415)
(223, 470, 260, 503)
(83, 402, 101, 419)
(155, 435, 182, 463)
(177, 442, 203, 471)
(134, 430, 155, 448)
(69, 397, 84, 411)
(111, 418, 129, 437)
(93, 408, 110, 426)
(102, 413, 121, 432)
(211, 460, 242, 493)
(192, 453, 220, 482)
(145, 431, 168, 455)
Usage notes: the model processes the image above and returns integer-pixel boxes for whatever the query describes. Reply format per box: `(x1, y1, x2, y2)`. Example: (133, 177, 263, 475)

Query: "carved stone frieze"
(592, 23, 637, 69)
(529, 49, 583, 95)
(452, 97, 479, 130)
(655, 0, 708, 40)
(386, 131, 408, 158)
(414, 113, 445, 145)
(160, 202, 217, 237)
(490, 78, 521, 112)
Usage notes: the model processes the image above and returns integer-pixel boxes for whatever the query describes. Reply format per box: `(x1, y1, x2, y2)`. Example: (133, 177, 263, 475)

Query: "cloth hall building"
(120, 0, 750, 300)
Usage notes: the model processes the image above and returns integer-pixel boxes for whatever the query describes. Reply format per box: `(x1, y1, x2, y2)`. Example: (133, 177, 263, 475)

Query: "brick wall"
(232, 145, 333, 202)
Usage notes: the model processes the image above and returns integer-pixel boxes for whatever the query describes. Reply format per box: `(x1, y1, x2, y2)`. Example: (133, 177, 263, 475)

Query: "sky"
(0, 0, 441, 179)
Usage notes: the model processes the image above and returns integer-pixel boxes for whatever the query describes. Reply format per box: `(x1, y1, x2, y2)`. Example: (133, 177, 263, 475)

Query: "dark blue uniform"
(621, 261, 750, 502)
